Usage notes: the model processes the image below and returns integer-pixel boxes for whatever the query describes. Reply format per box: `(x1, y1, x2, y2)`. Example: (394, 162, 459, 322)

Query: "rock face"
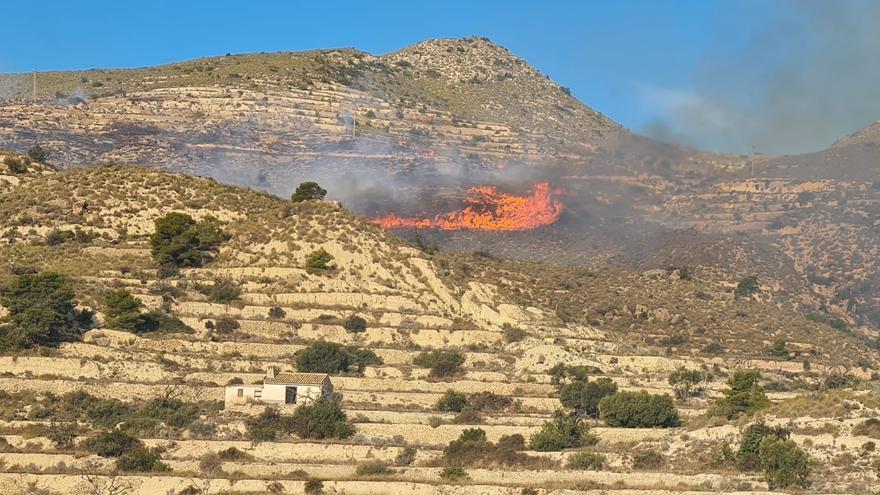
(2, 37, 880, 330)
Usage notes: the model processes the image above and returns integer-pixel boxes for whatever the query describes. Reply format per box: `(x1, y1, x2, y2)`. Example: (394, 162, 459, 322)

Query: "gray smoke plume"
(640, 0, 880, 155)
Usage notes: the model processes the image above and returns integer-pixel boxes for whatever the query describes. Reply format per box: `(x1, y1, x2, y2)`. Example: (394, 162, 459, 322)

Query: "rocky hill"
(0, 38, 878, 334)
(0, 156, 878, 493)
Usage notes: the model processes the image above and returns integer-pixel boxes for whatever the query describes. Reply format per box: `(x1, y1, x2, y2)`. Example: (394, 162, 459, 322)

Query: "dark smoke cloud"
(640, 0, 880, 155)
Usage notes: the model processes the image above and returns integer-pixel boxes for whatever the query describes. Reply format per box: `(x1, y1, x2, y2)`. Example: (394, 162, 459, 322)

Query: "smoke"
(640, 0, 880, 155)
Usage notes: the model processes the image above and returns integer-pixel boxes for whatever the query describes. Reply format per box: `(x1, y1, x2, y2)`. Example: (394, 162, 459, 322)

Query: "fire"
(371, 182, 565, 231)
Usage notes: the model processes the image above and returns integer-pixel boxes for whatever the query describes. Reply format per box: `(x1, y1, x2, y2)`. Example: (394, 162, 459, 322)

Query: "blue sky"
(2, 1, 876, 154)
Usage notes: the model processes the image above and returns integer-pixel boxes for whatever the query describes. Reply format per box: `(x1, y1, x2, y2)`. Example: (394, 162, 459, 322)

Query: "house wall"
(262, 383, 324, 405)
(223, 384, 262, 406)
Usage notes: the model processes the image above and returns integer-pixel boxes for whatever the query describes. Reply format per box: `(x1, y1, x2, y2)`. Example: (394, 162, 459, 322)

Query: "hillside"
(0, 158, 879, 493)
(0, 37, 879, 336)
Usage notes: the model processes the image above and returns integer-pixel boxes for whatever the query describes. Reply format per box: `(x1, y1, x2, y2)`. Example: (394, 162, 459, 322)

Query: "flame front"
(371, 182, 565, 231)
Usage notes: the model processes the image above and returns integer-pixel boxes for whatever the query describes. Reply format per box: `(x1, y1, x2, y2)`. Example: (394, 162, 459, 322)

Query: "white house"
(224, 368, 333, 408)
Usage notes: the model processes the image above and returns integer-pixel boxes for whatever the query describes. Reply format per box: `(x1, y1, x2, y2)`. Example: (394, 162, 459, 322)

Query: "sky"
(1, 0, 878, 155)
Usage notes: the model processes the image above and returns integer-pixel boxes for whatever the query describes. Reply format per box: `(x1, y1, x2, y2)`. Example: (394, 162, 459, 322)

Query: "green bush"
(291, 181, 327, 202)
(758, 437, 810, 488)
(436, 390, 469, 412)
(342, 314, 367, 333)
(560, 377, 617, 418)
(197, 277, 242, 303)
(413, 350, 466, 378)
(3, 155, 27, 173)
(305, 248, 334, 274)
(355, 460, 392, 476)
(268, 306, 286, 319)
(245, 408, 290, 442)
(81, 430, 142, 457)
(303, 479, 324, 495)
(117, 447, 169, 472)
(294, 341, 381, 374)
(711, 370, 769, 419)
(502, 324, 527, 343)
(439, 466, 468, 481)
(567, 451, 605, 470)
(213, 316, 240, 334)
(548, 363, 602, 389)
(735, 275, 759, 298)
(598, 391, 680, 427)
(0, 272, 92, 350)
(737, 423, 790, 470)
(46, 229, 75, 246)
(528, 410, 597, 451)
(289, 397, 354, 439)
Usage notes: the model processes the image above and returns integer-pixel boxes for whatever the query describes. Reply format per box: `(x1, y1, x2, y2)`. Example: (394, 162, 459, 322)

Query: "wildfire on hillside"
(370, 182, 565, 231)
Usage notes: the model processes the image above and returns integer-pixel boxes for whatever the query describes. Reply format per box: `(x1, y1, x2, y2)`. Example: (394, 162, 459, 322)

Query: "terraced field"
(1, 156, 879, 494)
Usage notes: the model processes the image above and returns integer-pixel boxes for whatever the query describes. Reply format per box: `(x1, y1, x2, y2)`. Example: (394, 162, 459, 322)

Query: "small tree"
(305, 248, 334, 274)
(150, 212, 225, 273)
(758, 437, 810, 488)
(413, 350, 466, 378)
(81, 430, 142, 457)
(598, 391, 680, 428)
(294, 341, 381, 374)
(0, 272, 92, 350)
(737, 423, 790, 470)
(559, 377, 618, 418)
(735, 275, 759, 299)
(104, 289, 147, 332)
(668, 367, 705, 400)
(291, 181, 327, 202)
(711, 370, 769, 419)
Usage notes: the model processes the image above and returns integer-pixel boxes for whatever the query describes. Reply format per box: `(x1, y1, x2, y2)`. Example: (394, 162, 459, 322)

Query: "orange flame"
(371, 182, 565, 231)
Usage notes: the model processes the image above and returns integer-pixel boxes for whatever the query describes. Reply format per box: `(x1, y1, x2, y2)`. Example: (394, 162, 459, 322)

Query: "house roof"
(264, 372, 329, 385)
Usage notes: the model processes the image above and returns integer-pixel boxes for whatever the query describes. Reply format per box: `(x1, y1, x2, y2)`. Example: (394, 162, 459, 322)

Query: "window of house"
(237, 388, 243, 397)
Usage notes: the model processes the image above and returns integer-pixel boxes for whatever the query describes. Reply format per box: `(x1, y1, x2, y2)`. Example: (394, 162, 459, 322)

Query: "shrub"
(305, 249, 334, 274)
(560, 377, 618, 418)
(758, 437, 810, 488)
(497, 434, 525, 451)
(289, 397, 354, 439)
(0, 272, 92, 350)
(294, 341, 381, 374)
(567, 451, 605, 470)
(529, 410, 597, 451)
(436, 390, 470, 412)
(468, 391, 513, 412)
(198, 278, 242, 303)
(355, 460, 391, 476)
(117, 447, 169, 472)
(394, 447, 417, 466)
(502, 324, 527, 343)
(81, 430, 142, 457)
(632, 449, 666, 470)
(291, 181, 327, 202)
(548, 363, 601, 389)
(668, 367, 706, 400)
(46, 229, 75, 245)
(3, 156, 27, 173)
(150, 212, 225, 271)
(735, 275, 759, 298)
(598, 391, 680, 427)
(413, 350, 466, 378)
(439, 466, 468, 481)
(737, 423, 790, 470)
(26, 145, 49, 163)
(853, 418, 880, 439)
(711, 370, 769, 419)
(770, 340, 790, 358)
(303, 479, 324, 495)
(342, 314, 367, 333)
(452, 409, 482, 424)
(269, 306, 286, 319)
(245, 408, 289, 442)
(213, 317, 240, 334)
(217, 447, 253, 461)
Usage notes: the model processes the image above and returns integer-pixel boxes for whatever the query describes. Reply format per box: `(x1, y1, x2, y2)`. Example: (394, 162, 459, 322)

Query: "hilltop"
(0, 37, 879, 336)
(0, 157, 879, 493)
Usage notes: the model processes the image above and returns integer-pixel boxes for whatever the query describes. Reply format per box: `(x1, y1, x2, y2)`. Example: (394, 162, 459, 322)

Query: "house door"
(285, 386, 298, 405)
